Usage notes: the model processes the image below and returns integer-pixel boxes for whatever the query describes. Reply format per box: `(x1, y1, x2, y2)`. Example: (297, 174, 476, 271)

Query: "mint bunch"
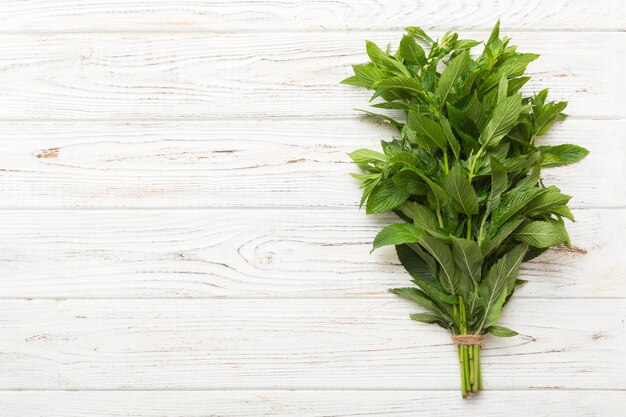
(342, 21, 588, 397)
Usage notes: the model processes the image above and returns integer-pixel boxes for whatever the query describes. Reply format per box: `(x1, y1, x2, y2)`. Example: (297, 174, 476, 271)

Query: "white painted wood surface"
(0, 209, 622, 298)
(0, 0, 624, 32)
(0, 1, 624, 415)
(0, 119, 623, 208)
(0, 391, 622, 417)
(1, 299, 624, 390)
(0, 32, 621, 120)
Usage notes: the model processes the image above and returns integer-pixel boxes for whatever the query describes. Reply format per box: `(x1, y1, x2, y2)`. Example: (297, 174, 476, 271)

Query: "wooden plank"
(0, 32, 621, 120)
(0, 390, 623, 417)
(0, 209, 622, 299)
(0, 298, 623, 390)
(0, 119, 619, 208)
(0, 0, 623, 32)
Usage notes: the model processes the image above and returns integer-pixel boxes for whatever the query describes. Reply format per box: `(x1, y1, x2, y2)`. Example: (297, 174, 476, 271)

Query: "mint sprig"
(342, 21, 589, 398)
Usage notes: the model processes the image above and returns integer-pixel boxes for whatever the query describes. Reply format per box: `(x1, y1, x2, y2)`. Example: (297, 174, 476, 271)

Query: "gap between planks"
(0, 206, 623, 211)
(0, 115, 621, 123)
(0, 388, 622, 392)
(0, 295, 624, 300)
(0, 29, 623, 35)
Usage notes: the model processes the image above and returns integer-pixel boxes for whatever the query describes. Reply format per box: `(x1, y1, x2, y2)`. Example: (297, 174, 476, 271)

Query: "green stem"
(475, 345, 481, 392)
(460, 299, 471, 396)
(466, 214, 472, 240)
(436, 209, 444, 228)
(456, 299, 485, 397)
(458, 346, 466, 398)
(477, 211, 488, 243)
(443, 151, 449, 174)
(463, 346, 470, 393)
(469, 344, 474, 387)
(477, 345, 483, 390)
(468, 142, 488, 183)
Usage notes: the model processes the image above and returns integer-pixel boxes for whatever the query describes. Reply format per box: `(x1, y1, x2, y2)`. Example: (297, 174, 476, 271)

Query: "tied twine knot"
(452, 334, 484, 346)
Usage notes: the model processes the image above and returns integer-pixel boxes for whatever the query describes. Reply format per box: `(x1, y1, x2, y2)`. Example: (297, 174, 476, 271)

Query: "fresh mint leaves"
(342, 21, 588, 397)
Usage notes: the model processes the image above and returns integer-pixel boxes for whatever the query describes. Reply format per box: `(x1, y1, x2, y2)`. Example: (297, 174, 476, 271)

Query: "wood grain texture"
(0, 0, 623, 32)
(0, 32, 621, 120)
(0, 209, 621, 299)
(0, 390, 623, 417)
(1, 298, 624, 390)
(0, 119, 619, 208)
(0, 0, 623, 412)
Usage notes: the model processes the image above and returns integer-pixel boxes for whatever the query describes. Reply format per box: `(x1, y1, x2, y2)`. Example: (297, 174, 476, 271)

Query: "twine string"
(452, 334, 484, 346)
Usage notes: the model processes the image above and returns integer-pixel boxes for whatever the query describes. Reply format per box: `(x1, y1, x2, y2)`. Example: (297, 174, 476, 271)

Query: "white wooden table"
(0, 1, 624, 415)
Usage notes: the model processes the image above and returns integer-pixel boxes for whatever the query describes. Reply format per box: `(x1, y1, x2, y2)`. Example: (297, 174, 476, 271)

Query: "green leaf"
(450, 236, 482, 285)
(487, 325, 518, 337)
(409, 313, 442, 324)
(391, 287, 448, 320)
(481, 286, 508, 330)
(479, 94, 522, 147)
(443, 166, 479, 215)
(397, 243, 438, 284)
(402, 167, 448, 214)
(388, 151, 420, 166)
(533, 89, 549, 109)
(374, 76, 424, 96)
(356, 109, 403, 130)
(366, 40, 410, 77)
(515, 278, 528, 288)
(539, 144, 589, 167)
(479, 244, 528, 329)
(350, 64, 387, 88)
(507, 76, 530, 94)
(512, 163, 540, 193)
(372, 223, 422, 251)
(535, 101, 568, 136)
(524, 186, 571, 215)
(487, 20, 500, 45)
(453, 39, 481, 51)
(501, 152, 540, 175)
(404, 26, 434, 44)
(489, 157, 508, 210)
(392, 171, 428, 195)
(340, 75, 366, 87)
(407, 112, 448, 151)
(549, 205, 575, 221)
(502, 244, 529, 293)
(348, 149, 387, 164)
(497, 73, 508, 104)
(492, 187, 543, 227)
(416, 280, 458, 304)
(398, 202, 438, 231)
(466, 94, 487, 131)
(355, 174, 381, 209)
(399, 35, 426, 66)
(481, 55, 539, 94)
(350, 172, 380, 182)
(501, 54, 539, 78)
(371, 101, 411, 110)
(447, 103, 479, 137)
(440, 117, 461, 160)
(481, 218, 524, 257)
(366, 180, 410, 214)
(364, 40, 390, 67)
(438, 51, 469, 107)
(419, 235, 458, 294)
(513, 221, 569, 248)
